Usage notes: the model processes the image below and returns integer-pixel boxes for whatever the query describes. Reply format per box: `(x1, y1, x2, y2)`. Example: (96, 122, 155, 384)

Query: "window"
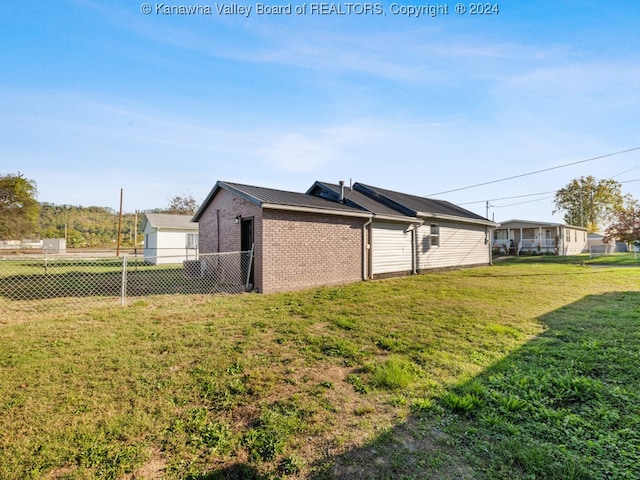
(186, 233, 198, 249)
(575, 231, 577, 242)
(430, 224, 440, 247)
(494, 230, 508, 241)
(565, 230, 570, 243)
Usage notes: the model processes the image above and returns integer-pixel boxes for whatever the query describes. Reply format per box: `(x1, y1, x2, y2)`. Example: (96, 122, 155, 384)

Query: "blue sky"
(1, 1, 639, 223)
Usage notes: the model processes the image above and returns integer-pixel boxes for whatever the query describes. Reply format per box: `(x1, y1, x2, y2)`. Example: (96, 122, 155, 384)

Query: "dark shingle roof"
(354, 183, 494, 224)
(193, 181, 370, 221)
(307, 181, 417, 220)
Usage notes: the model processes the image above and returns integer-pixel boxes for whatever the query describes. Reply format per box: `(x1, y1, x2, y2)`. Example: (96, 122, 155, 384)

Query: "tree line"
(1, 173, 198, 248)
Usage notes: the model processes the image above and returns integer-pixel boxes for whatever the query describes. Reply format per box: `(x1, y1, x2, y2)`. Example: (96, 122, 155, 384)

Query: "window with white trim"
(186, 233, 198, 249)
(494, 230, 508, 241)
(430, 224, 440, 247)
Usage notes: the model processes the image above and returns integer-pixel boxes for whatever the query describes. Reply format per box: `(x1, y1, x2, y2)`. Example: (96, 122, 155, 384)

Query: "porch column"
(519, 227, 523, 255)
(539, 227, 542, 250)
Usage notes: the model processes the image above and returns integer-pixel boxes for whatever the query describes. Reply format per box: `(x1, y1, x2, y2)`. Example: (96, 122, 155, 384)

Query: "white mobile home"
(493, 220, 587, 256)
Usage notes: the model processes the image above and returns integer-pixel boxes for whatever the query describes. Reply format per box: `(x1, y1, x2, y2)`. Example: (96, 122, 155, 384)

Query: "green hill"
(38, 203, 142, 248)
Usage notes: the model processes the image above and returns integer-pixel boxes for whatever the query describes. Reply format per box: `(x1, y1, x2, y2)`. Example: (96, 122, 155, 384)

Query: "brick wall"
(261, 210, 366, 294)
(198, 188, 368, 294)
(198, 189, 263, 290)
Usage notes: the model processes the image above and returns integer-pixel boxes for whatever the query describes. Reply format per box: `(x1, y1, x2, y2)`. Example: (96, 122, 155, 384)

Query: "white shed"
(141, 213, 199, 265)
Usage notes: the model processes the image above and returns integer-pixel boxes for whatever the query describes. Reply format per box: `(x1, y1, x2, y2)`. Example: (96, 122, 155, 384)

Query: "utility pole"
(134, 210, 138, 255)
(116, 188, 123, 257)
(485, 200, 493, 219)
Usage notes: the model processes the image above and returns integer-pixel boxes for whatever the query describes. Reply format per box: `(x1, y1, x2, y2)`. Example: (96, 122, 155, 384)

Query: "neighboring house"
(587, 232, 628, 253)
(493, 220, 587, 256)
(141, 213, 199, 265)
(193, 180, 498, 293)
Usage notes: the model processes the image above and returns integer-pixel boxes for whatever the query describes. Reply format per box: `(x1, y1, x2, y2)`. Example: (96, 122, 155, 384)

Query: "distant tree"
(166, 194, 198, 215)
(37, 202, 138, 248)
(604, 201, 640, 246)
(0, 173, 40, 240)
(553, 176, 624, 232)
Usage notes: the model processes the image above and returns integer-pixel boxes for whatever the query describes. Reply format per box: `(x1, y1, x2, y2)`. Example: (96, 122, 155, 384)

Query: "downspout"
(412, 228, 417, 274)
(362, 216, 373, 280)
(409, 222, 421, 274)
(368, 221, 374, 279)
(486, 225, 493, 266)
(216, 209, 220, 253)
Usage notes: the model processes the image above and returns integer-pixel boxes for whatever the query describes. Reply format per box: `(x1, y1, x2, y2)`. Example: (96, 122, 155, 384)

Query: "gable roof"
(193, 181, 372, 222)
(353, 183, 498, 226)
(307, 181, 418, 223)
(142, 213, 198, 231)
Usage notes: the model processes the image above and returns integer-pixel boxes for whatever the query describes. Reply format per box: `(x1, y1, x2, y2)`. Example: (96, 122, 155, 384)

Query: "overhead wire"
(426, 146, 640, 197)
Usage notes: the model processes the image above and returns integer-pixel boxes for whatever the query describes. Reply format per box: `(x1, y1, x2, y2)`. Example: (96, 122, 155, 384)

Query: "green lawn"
(1, 261, 639, 479)
(499, 251, 640, 266)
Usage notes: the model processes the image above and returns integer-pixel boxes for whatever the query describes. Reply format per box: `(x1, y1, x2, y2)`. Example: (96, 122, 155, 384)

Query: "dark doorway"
(240, 217, 254, 286)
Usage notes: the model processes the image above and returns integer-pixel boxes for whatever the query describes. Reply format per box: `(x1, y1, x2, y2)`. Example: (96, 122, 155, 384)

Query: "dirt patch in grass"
(122, 448, 167, 479)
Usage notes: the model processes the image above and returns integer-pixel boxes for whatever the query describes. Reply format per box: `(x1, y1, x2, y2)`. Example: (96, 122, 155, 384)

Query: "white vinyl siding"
(144, 228, 199, 265)
(371, 222, 413, 275)
(417, 221, 488, 270)
(563, 228, 587, 255)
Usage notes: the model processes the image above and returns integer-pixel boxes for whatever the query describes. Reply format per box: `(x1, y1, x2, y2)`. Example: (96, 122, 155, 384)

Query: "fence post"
(121, 254, 128, 307)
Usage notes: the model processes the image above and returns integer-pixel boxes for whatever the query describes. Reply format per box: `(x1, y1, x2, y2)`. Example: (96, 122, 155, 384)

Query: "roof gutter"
(374, 214, 422, 224)
(417, 211, 499, 227)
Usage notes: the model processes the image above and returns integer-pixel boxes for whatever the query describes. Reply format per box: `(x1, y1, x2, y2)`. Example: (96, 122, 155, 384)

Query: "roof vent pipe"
(339, 180, 345, 203)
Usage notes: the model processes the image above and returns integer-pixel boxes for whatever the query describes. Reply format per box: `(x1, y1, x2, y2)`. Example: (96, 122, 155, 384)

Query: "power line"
(458, 190, 556, 206)
(493, 195, 556, 208)
(427, 146, 640, 196)
(611, 165, 640, 179)
(459, 178, 640, 208)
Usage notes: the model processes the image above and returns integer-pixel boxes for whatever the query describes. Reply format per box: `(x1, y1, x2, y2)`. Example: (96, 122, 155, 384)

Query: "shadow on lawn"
(200, 291, 640, 479)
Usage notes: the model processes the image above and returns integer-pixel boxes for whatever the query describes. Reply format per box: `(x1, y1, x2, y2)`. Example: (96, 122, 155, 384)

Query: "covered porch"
(494, 223, 561, 255)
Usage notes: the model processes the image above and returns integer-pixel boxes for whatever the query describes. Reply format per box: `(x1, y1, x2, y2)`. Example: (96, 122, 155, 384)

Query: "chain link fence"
(0, 250, 254, 310)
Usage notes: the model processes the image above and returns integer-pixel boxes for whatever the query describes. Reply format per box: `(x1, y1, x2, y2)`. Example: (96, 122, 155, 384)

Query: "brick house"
(194, 180, 498, 293)
(192, 181, 372, 293)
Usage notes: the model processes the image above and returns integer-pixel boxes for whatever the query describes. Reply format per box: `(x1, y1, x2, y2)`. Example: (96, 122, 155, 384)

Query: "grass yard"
(0, 260, 639, 479)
